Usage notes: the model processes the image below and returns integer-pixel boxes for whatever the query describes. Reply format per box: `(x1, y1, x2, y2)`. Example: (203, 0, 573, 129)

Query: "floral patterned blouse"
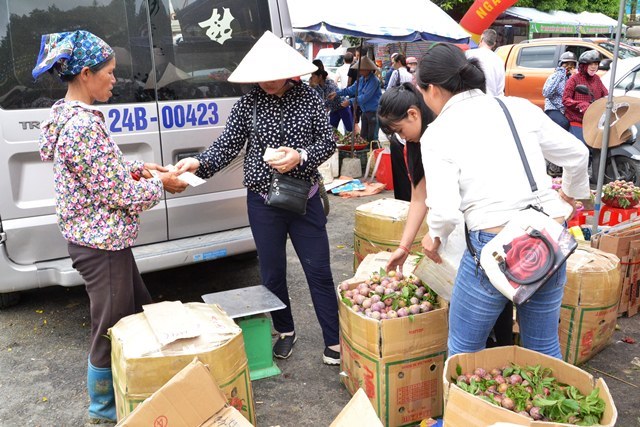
(39, 100, 163, 251)
(195, 82, 336, 195)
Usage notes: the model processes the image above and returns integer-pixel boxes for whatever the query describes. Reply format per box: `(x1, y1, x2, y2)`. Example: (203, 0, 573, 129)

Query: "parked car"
(602, 56, 640, 97)
(0, 0, 295, 307)
(496, 37, 640, 108)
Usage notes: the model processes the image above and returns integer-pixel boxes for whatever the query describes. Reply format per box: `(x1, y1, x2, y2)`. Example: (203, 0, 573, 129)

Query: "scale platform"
(202, 285, 286, 380)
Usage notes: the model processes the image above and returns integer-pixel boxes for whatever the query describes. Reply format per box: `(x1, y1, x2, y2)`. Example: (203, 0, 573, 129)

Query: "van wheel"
(0, 292, 20, 309)
(319, 181, 330, 216)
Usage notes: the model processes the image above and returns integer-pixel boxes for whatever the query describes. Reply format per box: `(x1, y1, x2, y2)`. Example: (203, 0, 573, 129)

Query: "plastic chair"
(598, 205, 640, 226)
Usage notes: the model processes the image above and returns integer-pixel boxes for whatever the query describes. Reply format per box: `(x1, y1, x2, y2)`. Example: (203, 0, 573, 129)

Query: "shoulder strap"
(495, 98, 537, 193)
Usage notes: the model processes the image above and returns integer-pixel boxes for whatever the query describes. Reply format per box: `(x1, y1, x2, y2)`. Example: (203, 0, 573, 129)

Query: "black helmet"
(558, 51, 577, 65)
(578, 50, 601, 64)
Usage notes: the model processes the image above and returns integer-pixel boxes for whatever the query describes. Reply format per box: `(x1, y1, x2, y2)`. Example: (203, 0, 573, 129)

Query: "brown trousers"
(68, 243, 152, 368)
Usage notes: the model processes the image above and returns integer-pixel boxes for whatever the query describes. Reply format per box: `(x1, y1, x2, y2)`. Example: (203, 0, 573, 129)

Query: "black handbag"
(265, 172, 312, 214)
(250, 97, 312, 215)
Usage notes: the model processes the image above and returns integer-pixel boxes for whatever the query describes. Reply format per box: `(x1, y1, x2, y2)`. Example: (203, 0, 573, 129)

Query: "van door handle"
(175, 151, 201, 162)
(512, 74, 525, 80)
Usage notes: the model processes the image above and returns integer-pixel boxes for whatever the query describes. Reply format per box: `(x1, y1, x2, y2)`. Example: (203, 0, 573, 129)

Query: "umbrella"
(592, 0, 626, 235)
(288, 0, 470, 43)
(289, 0, 470, 160)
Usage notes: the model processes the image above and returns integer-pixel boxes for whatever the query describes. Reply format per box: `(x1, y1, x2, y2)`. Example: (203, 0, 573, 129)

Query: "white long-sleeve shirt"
(386, 67, 413, 89)
(465, 47, 505, 96)
(421, 89, 590, 245)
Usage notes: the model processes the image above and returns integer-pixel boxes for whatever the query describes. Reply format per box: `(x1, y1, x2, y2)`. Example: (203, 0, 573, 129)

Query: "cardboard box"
(443, 346, 618, 427)
(116, 358, 252, 426)
(626, 241, 640, 316)
(330, 388, 384, 427)
(353, 198, 428, 271)
(590, 222, 640, 317)
(338, 280, 448, 427)
(559, 246, 621, 365)
(110, 302, 255, 424)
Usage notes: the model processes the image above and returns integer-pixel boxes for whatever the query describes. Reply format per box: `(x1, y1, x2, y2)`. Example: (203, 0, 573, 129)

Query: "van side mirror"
(599, 58, 612, 71)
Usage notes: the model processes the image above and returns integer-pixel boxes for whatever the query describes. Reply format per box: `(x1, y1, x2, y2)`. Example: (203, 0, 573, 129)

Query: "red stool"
(568, 209, 591, 228)
(599, 205, 640, 226)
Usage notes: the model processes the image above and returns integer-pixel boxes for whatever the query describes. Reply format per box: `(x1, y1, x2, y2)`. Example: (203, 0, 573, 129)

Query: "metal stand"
(202, 285, 286, 380)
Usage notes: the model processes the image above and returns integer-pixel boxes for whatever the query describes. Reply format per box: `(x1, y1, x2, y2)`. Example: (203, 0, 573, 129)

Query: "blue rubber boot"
(87, 360, 117, 424)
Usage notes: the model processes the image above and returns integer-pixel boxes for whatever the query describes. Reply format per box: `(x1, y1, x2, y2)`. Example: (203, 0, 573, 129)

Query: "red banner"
(460, 0, 518, 41)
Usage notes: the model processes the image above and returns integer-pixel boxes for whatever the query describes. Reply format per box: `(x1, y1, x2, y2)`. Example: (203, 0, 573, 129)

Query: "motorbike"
(571, 85, 640, 186)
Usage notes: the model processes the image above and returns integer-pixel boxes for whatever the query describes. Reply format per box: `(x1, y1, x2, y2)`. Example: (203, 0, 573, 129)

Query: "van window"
(517, 46, 556, 68)
(0, 0, 154, 110)
(0, 0, 272, 110)
(598, 42, 640, 59)
(150, 0, 272, 101)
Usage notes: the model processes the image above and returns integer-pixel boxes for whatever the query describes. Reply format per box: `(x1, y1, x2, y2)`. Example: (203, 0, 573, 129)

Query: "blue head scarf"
(32, 30, 113, 80)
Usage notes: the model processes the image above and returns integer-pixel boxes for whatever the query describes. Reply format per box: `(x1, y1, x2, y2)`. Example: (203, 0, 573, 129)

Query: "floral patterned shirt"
(39, 99, 163, 250)
(195, 82, 335, 195)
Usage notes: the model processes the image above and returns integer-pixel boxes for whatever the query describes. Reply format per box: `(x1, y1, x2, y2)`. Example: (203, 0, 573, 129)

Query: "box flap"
(329, 388, 383, 427)
(143, 301, 201, 346)
(111, 302, 241, 358)
(201, 407, 253, 427)
(116, 358, 227, 427)
(353, 252, 420, 281)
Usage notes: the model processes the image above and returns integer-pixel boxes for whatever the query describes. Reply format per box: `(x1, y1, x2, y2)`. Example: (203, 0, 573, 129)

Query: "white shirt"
(421, 89, 590, 245)
(466, 47, 505, 96)
(386, 67, 413, 89)
(335, 63, 351, 90)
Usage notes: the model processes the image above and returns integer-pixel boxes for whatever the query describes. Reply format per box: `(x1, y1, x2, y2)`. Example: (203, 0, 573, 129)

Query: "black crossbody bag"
(251, 98, 311, 215)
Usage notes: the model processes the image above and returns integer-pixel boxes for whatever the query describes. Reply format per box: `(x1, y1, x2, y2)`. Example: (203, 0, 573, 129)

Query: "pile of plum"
(454, 363, 605, 425)
(339, 269, 439, 320)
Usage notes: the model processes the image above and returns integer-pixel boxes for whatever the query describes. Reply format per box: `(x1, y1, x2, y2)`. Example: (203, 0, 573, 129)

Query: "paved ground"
(0, 191, 639, 426)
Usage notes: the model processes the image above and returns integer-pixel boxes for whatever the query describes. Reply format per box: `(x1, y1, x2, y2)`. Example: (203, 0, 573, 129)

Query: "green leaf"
(534, 397, 559, 407)
(341, 297, 353, 307)
(456, 364, 462, 377)
(379, 267, 386, 277)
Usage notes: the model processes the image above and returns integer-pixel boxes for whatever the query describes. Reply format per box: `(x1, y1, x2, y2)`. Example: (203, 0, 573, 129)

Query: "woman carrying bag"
(416, 43, 590, 358)
(175, 31, 340, 365)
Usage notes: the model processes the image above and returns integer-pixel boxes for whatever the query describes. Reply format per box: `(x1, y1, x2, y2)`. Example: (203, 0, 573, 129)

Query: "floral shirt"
(311, 78, 346, 112)
(195, 82, 335, 194)
(543, 67, 570, 113)
(39, 99, 163, 250)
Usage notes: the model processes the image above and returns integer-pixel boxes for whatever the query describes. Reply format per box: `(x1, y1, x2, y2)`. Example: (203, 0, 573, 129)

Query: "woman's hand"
(142, 162, 168, 179)
(158, 171, 188, 194)
(386, 248, 409, 274)
(422, 234, 442, 264)
(174, 157, 200, 174)
(268, 147, 300, 173)
(340, 99, 350, 108)
(327, 92, 337, 100)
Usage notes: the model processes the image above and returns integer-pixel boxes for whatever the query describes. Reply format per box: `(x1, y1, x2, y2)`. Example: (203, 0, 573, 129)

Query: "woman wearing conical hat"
(175, 31, 340, 365)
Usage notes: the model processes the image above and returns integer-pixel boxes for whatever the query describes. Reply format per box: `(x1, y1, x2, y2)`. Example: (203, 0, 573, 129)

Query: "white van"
(0, 0, 294, 307)
(314, 47, 347, 80)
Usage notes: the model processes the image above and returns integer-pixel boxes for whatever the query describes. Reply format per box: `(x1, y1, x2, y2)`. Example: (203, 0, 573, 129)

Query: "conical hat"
(350, 56, 379, 72)
(228, 31, 317, 83)
(583, 96, 640, 149)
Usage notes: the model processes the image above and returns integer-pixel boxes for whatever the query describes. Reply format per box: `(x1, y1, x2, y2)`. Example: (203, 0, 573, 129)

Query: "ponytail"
(416, 43, 486, 94)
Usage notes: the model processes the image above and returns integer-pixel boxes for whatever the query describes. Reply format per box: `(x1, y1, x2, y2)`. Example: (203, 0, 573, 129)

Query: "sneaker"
(322, 347, 341, 365)
(273, 332, 297, 359)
